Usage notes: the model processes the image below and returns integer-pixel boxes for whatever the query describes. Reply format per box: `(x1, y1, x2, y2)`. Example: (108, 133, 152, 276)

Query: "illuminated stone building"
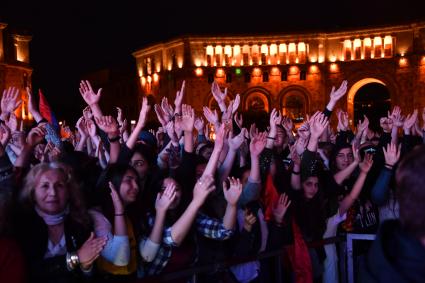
(133, 22, 425, 127)
(0, 22, 33, 122)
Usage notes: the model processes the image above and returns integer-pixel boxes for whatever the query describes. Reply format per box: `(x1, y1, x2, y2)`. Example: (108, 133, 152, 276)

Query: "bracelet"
(114, 213, 125, 216)
(267, 136, 276, 140)
(37, 118, 48, 125)
(66, 252, 80, 270)
(292, 170, 301, 175)
(385, 163, 394, 168)
(108, 136, 120, 143)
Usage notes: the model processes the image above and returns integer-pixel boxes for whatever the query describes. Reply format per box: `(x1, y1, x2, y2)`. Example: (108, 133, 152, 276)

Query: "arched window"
(281, 89, 308, 123)
(244, 91, 270, 113)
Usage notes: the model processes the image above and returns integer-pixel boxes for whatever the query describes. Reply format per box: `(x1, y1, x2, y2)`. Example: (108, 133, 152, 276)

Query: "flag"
(38, 89, 59, 132)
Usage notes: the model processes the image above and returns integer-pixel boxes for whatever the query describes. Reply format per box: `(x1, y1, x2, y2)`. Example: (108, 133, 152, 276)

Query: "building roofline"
(132, 20, 425, 56)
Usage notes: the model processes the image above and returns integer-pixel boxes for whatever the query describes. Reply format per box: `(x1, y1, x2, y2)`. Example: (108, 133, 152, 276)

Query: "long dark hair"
(96, 164, 145, 238)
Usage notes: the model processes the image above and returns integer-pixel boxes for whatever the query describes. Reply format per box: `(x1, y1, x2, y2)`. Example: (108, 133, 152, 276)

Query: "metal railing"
(136, 236, 349, 283)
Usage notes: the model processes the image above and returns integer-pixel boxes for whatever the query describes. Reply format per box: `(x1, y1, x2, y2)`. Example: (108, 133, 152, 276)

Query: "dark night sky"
(1, 0, 425, 122)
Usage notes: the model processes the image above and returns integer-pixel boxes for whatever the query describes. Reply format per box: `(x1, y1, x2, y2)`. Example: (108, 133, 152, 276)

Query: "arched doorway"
(354, 83, 390, 130)
(347, 78, 391, 130)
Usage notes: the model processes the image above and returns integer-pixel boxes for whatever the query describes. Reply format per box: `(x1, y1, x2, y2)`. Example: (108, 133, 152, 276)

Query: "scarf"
(35, 205, 70, 226)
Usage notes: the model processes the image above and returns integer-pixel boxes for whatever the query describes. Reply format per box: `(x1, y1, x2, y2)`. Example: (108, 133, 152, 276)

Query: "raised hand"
(95, 116, 119, 136)
(165, 120, 179, 143)
(294, 136, 308, 156)
(282, 116, 294, 133)
(221, 100, 234, 123)
(249, 123, 259, 139)
(383, 142, 401, 167)
(243, 210, 257, 232)
(223, 177, 243, 206)
(154, 104, 168, 127)
(403, 109, 418, 132)
(174, 80, 185, 112)
(272, 193, 291, 225)
(250, 131, 267, 157)
(337, 110, 349, 131)
(214, 123, 227, 151)
(359, 153, 374, 173)
(192, 175, 216, 207)
(358, 115, 369, 133)
(194, 117, 205, 133)
(297, 122, 310, 140)
(85, 119, 97, 138)
(109, 182, 124, 215)
(228, 128, 247, 151)
(136, 97, 150, 130)
(329, 80, 348, 103)
(76, 117, 88, 138)
(310, 112, 329, 139)
(389, 106, 404, 128)
(79, 80, 102, 106)
(27, 125, 47, 147)
(1, 87, 21, 116)
(211, 81, 227, 106)
(155, 182, 177, 213)
(203, 106, 219, 126)
(161, 97, 174, 121)
(83, 106, 93, 120)
(234, 113, 243, 130)
(77, 232, 107, 270)
(232, 94, 240, 114)
(26, 87, 42, 121)
(175, 104, 195, 132)
(269, 109, 281, 135)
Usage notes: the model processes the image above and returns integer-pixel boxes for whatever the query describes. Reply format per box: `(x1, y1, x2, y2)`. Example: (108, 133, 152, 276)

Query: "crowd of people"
(0, 78, 424, 283)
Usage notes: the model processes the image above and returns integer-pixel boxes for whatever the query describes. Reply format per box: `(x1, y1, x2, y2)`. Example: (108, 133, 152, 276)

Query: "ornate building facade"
(133, 22, 425, 126)
(0, 22, 33, 121)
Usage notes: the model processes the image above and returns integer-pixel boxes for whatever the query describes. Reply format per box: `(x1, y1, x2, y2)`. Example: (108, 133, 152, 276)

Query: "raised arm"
(95, 116, 120, 164)
(174, 80, 185, 115)
(15, 126, 46, 168)
(211, 81, 228, 112)
(201, 124, 226, 178)
(126, 97, 150, 150)
(79, 80, 103, 118)
(371, 142, 401, 205)
(339, 153, 373, 215)
(266, 109, 282, 149)
(175, 104, 195, 153)
(325, 80, 348, 113)
(307, 112, 329, 153)
(222, 177, 243, 230)
(333, 144, 361, 185)
(140, 182, 176, 262)
(218, 128, 247, 184)
(0, 87, 21, 122)
(26, 87, 43, 123)
(171, 175, 215, 246)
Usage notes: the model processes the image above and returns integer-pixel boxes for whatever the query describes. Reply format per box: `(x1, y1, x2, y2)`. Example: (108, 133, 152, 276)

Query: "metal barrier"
(136, 236, 348, 283)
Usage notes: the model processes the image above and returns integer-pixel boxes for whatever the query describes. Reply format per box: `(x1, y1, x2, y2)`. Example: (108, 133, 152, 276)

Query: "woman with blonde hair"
(15, 162, 107, 283)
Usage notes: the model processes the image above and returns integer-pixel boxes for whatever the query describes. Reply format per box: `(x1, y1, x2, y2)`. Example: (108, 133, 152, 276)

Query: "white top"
(44, 234, 66, 259)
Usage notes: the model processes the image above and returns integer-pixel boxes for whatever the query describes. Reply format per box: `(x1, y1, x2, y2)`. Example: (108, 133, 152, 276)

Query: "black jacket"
(360, 220, 425, 283)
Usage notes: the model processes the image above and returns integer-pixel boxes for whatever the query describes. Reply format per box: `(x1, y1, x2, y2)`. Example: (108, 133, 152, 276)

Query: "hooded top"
(360, 219, 425, 283)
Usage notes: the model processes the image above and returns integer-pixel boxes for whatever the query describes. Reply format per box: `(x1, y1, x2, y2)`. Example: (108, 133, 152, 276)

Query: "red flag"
(38, 89, 59, 131)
